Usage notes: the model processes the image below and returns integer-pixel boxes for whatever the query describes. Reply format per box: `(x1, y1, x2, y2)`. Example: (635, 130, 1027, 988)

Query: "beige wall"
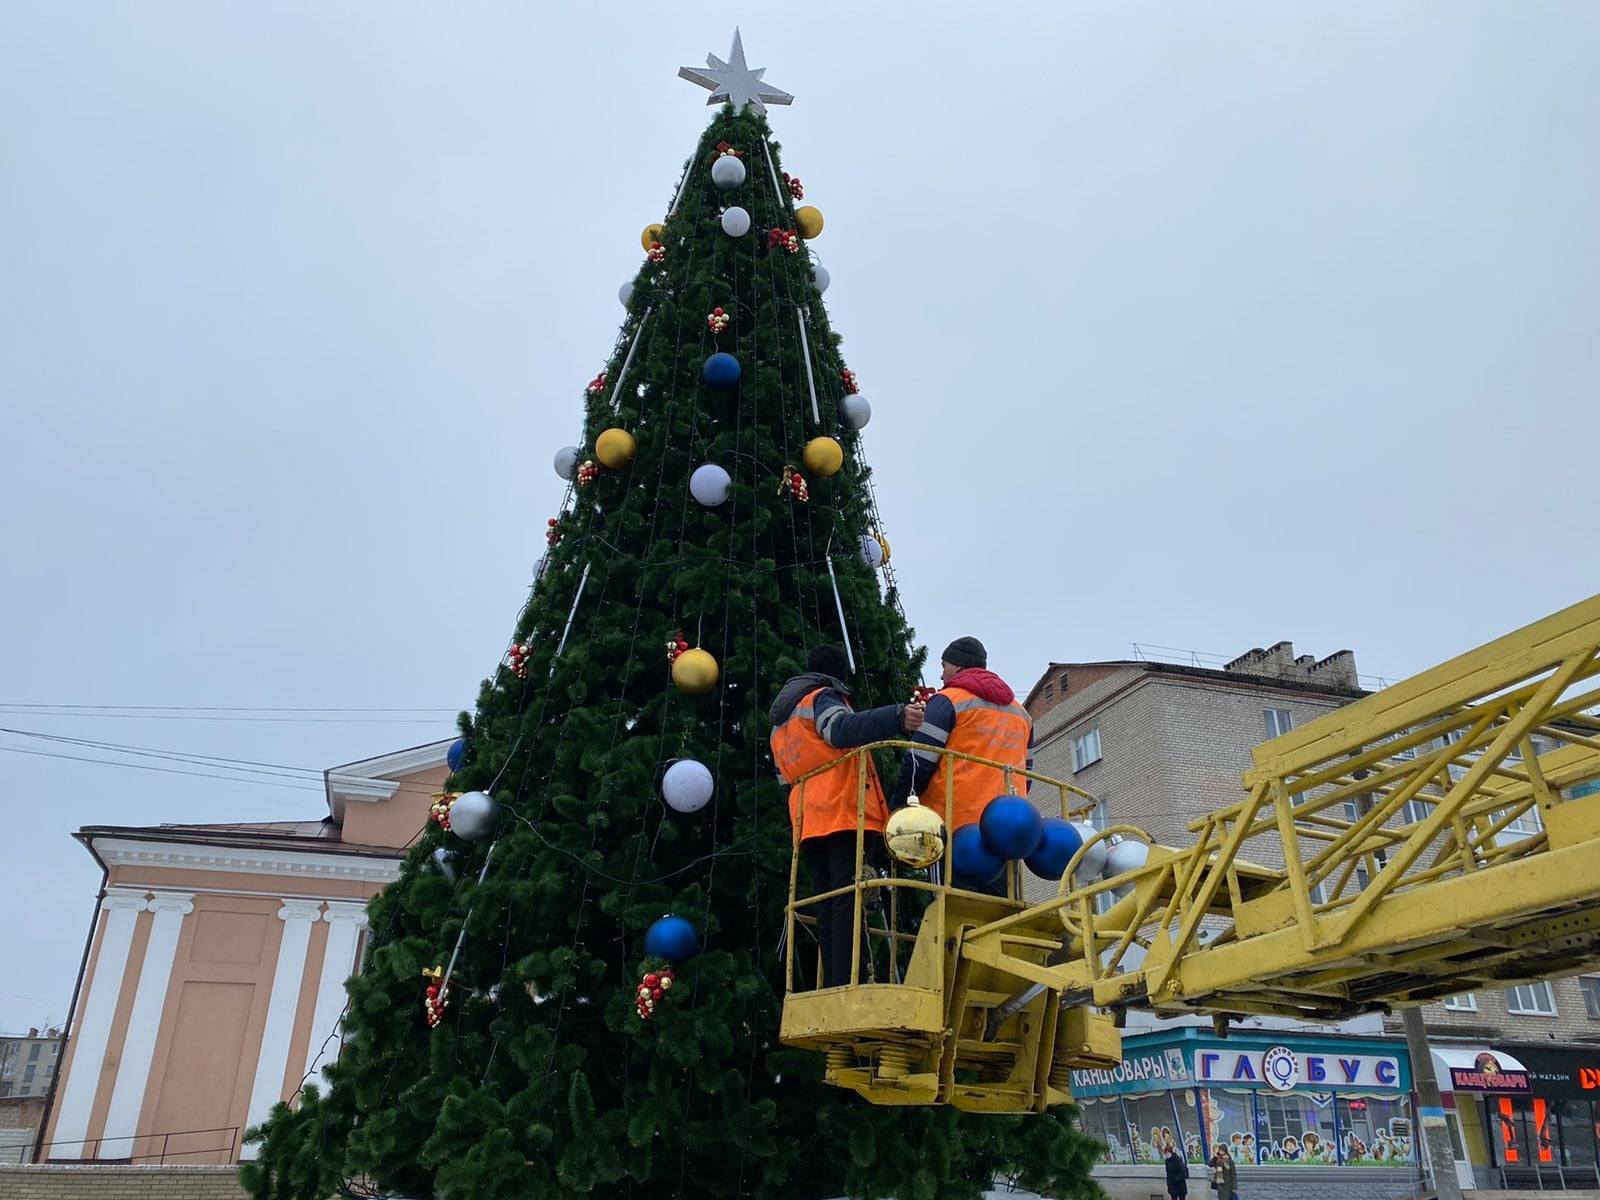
(341, 763, 449, 849)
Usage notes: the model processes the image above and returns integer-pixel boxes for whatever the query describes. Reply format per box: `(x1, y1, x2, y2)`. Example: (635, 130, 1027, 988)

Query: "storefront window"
(1337, 1094, 1414, 1165)
(1552, 1098, 1597, 1168)
(1256, 1091, 1338, 1164)
(1125, 1092, 1180, 1163)
(1491, 1096, 1530, 1167)
(1200, 1088, 1256, 1164)
(1081, 1098, 1129, 1163)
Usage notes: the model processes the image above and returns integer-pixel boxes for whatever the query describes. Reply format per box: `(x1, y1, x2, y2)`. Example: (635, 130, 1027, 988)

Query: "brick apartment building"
(1023, 640, 1600, 1193)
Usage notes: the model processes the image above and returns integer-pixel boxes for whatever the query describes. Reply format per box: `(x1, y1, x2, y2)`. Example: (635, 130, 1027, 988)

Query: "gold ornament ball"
(802, 436, 843, 478)
(640, 222, 666, 250)
(794, 205, 824, 239)
(595, 428, 636, 469)
(671, 648, 719, 695)
(885, 802, 947, 869)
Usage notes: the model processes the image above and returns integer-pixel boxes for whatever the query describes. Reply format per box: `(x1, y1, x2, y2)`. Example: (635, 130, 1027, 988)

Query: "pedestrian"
(1164, 1141, 1189, 1199)
(1208, 1143, 1238, 1200)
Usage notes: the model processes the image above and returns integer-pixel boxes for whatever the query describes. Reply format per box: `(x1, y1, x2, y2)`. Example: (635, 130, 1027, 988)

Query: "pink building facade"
(39, 739, 451, 1164)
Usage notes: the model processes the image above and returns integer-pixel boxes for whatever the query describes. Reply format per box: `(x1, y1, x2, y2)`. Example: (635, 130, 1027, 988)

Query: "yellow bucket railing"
(782, 740, 1097, 994)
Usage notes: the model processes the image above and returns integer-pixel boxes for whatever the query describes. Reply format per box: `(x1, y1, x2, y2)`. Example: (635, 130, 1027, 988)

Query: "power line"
(0, 703, 460, 713)
(0, 711, 455, 725)
(0, 745, 323, 792)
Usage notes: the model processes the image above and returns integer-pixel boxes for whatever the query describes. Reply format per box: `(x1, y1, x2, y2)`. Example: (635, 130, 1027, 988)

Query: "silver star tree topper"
(678, 29, 793, 114)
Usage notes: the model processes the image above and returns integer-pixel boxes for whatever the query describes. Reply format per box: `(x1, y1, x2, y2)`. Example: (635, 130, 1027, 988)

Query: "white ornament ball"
(711, 155, 747, 190)
(860, 535, 884, 569)
(449, 791, 498, 842)
(812, 263, 831, 294)
(661, 759, 714, 815)
(721, 206, 751, 238)
(689, 463, 732, 507)
(554, 445, 580, 480)
(1102, 838, 1149, 881)
(840, 394, 871, 431)
(1071, 823, 1107, 882)
(619, 281, 634, 307)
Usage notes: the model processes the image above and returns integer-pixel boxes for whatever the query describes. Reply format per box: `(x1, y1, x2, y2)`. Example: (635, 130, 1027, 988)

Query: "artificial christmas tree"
(241, 34, 1102, 1200)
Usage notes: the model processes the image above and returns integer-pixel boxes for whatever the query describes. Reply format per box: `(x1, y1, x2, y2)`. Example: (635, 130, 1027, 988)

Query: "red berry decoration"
(665, 634, 689, 665)
(767, 228, 800, 254)
(632, 965, 678, 1021)
(911, 685, 937, 705)
(646, 240, 667, 264)
(706, 307, 730, 335)
(586, 370, 607, 396)
(545, 517, 563, 547)
(711, 140, 745, 161)
(783, 172, 804, 200)
(422, 967, 448, 1028)
(778, 466, 809, 503)
(507, 641, 533, 679)
(840, 367, 859, 395)
(428, 792, 459, 832)
(575, 460, 600, 488)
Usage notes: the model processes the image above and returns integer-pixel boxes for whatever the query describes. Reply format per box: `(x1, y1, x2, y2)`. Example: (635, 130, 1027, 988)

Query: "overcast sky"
(2, 2, 1597, 1034)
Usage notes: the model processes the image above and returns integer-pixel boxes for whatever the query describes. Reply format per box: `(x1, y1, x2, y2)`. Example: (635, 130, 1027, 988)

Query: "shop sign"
(1196, 1045, 1401, 1090)
(1497, 1046, 1600, 1098)
(1447, 1051, 1530, 1093)
(1070, 1046, 1190, 1096)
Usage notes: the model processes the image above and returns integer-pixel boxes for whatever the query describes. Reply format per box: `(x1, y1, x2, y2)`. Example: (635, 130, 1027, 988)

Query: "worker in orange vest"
(890, 636, 1033, 860)
(770, 644, 924, 987)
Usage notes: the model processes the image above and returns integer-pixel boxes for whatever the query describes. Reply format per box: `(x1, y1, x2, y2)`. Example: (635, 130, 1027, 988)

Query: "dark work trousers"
(802, 829, 879, 988)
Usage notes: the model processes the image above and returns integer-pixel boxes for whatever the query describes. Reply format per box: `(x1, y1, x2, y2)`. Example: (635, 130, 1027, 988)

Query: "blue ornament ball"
(980, 795, 1045, 860)
(643, 914, 698, 962)
(702, 352, 741, 390)
(951, 824, 1005, 887)
(446, 738, 466, 773)
(1023, 818, 1084, 881)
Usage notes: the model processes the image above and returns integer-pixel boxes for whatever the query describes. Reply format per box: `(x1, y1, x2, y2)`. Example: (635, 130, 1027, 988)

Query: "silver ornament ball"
(554, 445, 580, 480)
(618, 281, 634, 307)
(449, 790, 499, 842)
(840, 394, 871, 430)
(689, 463, 732, 507)
(710, 155, 747, 190)
(720, 206, 751, 238)
(812, 263, 830, 294)
(430, 846, 459, 883)
(860, 535, 885, 569)
(661, 759, 715, 814)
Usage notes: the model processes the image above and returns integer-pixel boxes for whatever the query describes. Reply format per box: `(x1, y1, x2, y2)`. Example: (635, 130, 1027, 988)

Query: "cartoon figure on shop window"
(1301, 1131, 1329, 1163)
(1278, 1135, 1302, 1162)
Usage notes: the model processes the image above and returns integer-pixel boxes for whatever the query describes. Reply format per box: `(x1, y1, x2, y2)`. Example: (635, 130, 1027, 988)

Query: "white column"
(302, 902, 368, 1084)
(51, 889, 147, 1159)
(238, 900, 322, 1159)
(98, 892, 193, 1159)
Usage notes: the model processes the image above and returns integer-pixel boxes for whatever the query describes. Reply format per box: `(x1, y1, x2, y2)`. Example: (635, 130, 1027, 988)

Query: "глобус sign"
(1448, 1052, 1530, 1093)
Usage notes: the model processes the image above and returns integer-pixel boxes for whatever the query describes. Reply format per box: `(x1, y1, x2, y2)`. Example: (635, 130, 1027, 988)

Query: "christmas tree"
(242, 35, 1102, 1200)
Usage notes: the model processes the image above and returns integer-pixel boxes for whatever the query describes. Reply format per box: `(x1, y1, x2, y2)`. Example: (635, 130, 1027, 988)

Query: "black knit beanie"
(807, 644, 851, 680)
(941, 637, 987, 669)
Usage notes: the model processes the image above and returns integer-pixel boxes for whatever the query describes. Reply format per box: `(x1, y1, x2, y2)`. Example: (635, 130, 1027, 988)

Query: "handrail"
(783, 739, 1098, 993)
(33, 1125, 240, 1165)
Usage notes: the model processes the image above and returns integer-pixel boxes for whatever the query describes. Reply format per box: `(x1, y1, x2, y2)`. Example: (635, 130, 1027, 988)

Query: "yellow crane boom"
(778, 593, 1600, 1113)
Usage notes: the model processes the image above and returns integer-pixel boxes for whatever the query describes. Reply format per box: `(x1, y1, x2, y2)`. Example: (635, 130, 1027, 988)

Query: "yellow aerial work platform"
(779, 593, 1600, 1114)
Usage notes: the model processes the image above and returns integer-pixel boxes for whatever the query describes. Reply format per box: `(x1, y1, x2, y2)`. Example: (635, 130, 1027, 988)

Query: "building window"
(1506, 981, 1558, 1016)
(1264, 708, 1295, 739)
(27, 1044, 39, 1062)
(22, 1065, 34, 1083)
(1441, 993, 1478, 1012)
(1580, 976, 1600, 1019)
(1072, 728, 1102, 772)
(1404, 798, 1433, 825)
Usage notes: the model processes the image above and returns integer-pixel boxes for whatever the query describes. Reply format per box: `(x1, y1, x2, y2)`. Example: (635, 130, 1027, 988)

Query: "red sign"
(1450, 1052, 1530, 1093)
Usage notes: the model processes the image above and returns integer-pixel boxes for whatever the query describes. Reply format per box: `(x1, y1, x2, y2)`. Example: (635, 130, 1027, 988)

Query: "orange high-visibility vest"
(770, 687, 888, 841)
(923, 686, 1031, 830)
